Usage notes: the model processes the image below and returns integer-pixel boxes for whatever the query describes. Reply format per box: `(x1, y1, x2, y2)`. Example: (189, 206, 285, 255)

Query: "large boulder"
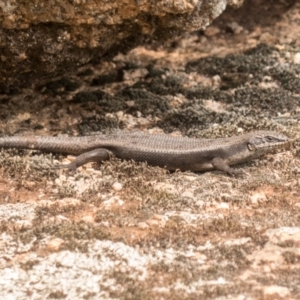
(0, 0, 243, 88)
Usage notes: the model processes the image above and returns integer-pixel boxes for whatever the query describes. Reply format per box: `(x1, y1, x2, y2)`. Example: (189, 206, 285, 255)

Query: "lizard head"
(247, 131, 289, 153)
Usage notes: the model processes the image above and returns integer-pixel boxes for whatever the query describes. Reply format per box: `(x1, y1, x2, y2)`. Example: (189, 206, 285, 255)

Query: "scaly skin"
(0, 130, 289, 175)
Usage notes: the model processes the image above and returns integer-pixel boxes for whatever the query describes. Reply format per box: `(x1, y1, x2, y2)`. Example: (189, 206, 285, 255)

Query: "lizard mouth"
(253, 140, 290, 154)
(247, 133, 290, 152)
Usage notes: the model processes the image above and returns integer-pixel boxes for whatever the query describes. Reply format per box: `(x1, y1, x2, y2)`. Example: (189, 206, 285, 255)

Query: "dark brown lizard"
(0, 130, 289, 175)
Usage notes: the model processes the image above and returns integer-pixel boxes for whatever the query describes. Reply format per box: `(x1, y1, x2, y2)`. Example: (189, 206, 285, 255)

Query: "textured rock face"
(0, 0, 243, 88)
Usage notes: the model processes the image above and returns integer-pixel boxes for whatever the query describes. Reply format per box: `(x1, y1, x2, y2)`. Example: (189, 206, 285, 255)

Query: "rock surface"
(0, 0, 243, 88)
(0, 0, 299, 298)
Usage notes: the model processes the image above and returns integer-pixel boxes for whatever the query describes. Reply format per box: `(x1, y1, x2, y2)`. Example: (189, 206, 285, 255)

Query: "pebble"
(112, 182, 123, 191)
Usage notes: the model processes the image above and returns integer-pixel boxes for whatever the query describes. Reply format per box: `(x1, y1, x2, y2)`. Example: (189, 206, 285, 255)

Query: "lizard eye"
(247, 143, 255, 151)
(265, 136, 275, 142)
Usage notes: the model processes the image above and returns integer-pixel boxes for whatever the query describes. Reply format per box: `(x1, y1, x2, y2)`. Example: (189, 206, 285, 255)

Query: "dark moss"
(35, 202, 83, 218)
(47, 291, 67, 299)
(255, 269, 300, 295)
(20, 259, 40, 271)
(78, 115, 123, 134)
(182, 86, 231, 102)
(33, 124, 45, 130)
(104, 273, 152, 300)
(77, 68, 94, 77)
(121, 87, 169, 116)
(273, 269, 300, 295)
(145, 64, 167, 78)
(38, 78, 80, 95)
(91, 71, 122, 86)
(0, 149, 57, 181)
(31, 222, 110, 252)
(282, 251, 300, 264)
(158, 108, 221, 133)
(0, 84, 21, 95)
(185, 44, 280, 89)
(72, 91, 100, 103)
(277, 239, 295, 248)
(200, 284, 262, 299)
(243, 43, 277, 56)
(204, 216, 243, 234)
(232, 87, 299, 115)
(272, 68, 300, 92)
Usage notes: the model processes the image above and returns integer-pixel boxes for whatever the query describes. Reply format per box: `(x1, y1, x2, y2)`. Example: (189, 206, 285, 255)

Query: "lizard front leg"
(211, 157, 245, 176)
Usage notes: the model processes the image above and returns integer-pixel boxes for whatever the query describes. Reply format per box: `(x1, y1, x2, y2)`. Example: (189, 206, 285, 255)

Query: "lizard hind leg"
(54, 148, 111, 170)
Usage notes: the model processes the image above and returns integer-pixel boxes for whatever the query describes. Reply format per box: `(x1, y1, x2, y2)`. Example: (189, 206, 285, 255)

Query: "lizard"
(0, 130, 289, 176)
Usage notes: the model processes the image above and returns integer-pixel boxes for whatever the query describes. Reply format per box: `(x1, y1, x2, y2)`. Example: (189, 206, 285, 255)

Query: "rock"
(102, 196, 124, 208)
(0, 0, 244, 87)
(265, 227, 300, 244)
(263, 285, 291, 298)
(293, 52, 300, 64)
(112, 182, 123, 192)
(47, 238, 65, 251)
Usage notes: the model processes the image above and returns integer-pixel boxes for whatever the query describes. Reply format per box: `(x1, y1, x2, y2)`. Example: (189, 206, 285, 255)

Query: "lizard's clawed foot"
(53, 162, 78, 171)
(227, 168, 247, 177)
